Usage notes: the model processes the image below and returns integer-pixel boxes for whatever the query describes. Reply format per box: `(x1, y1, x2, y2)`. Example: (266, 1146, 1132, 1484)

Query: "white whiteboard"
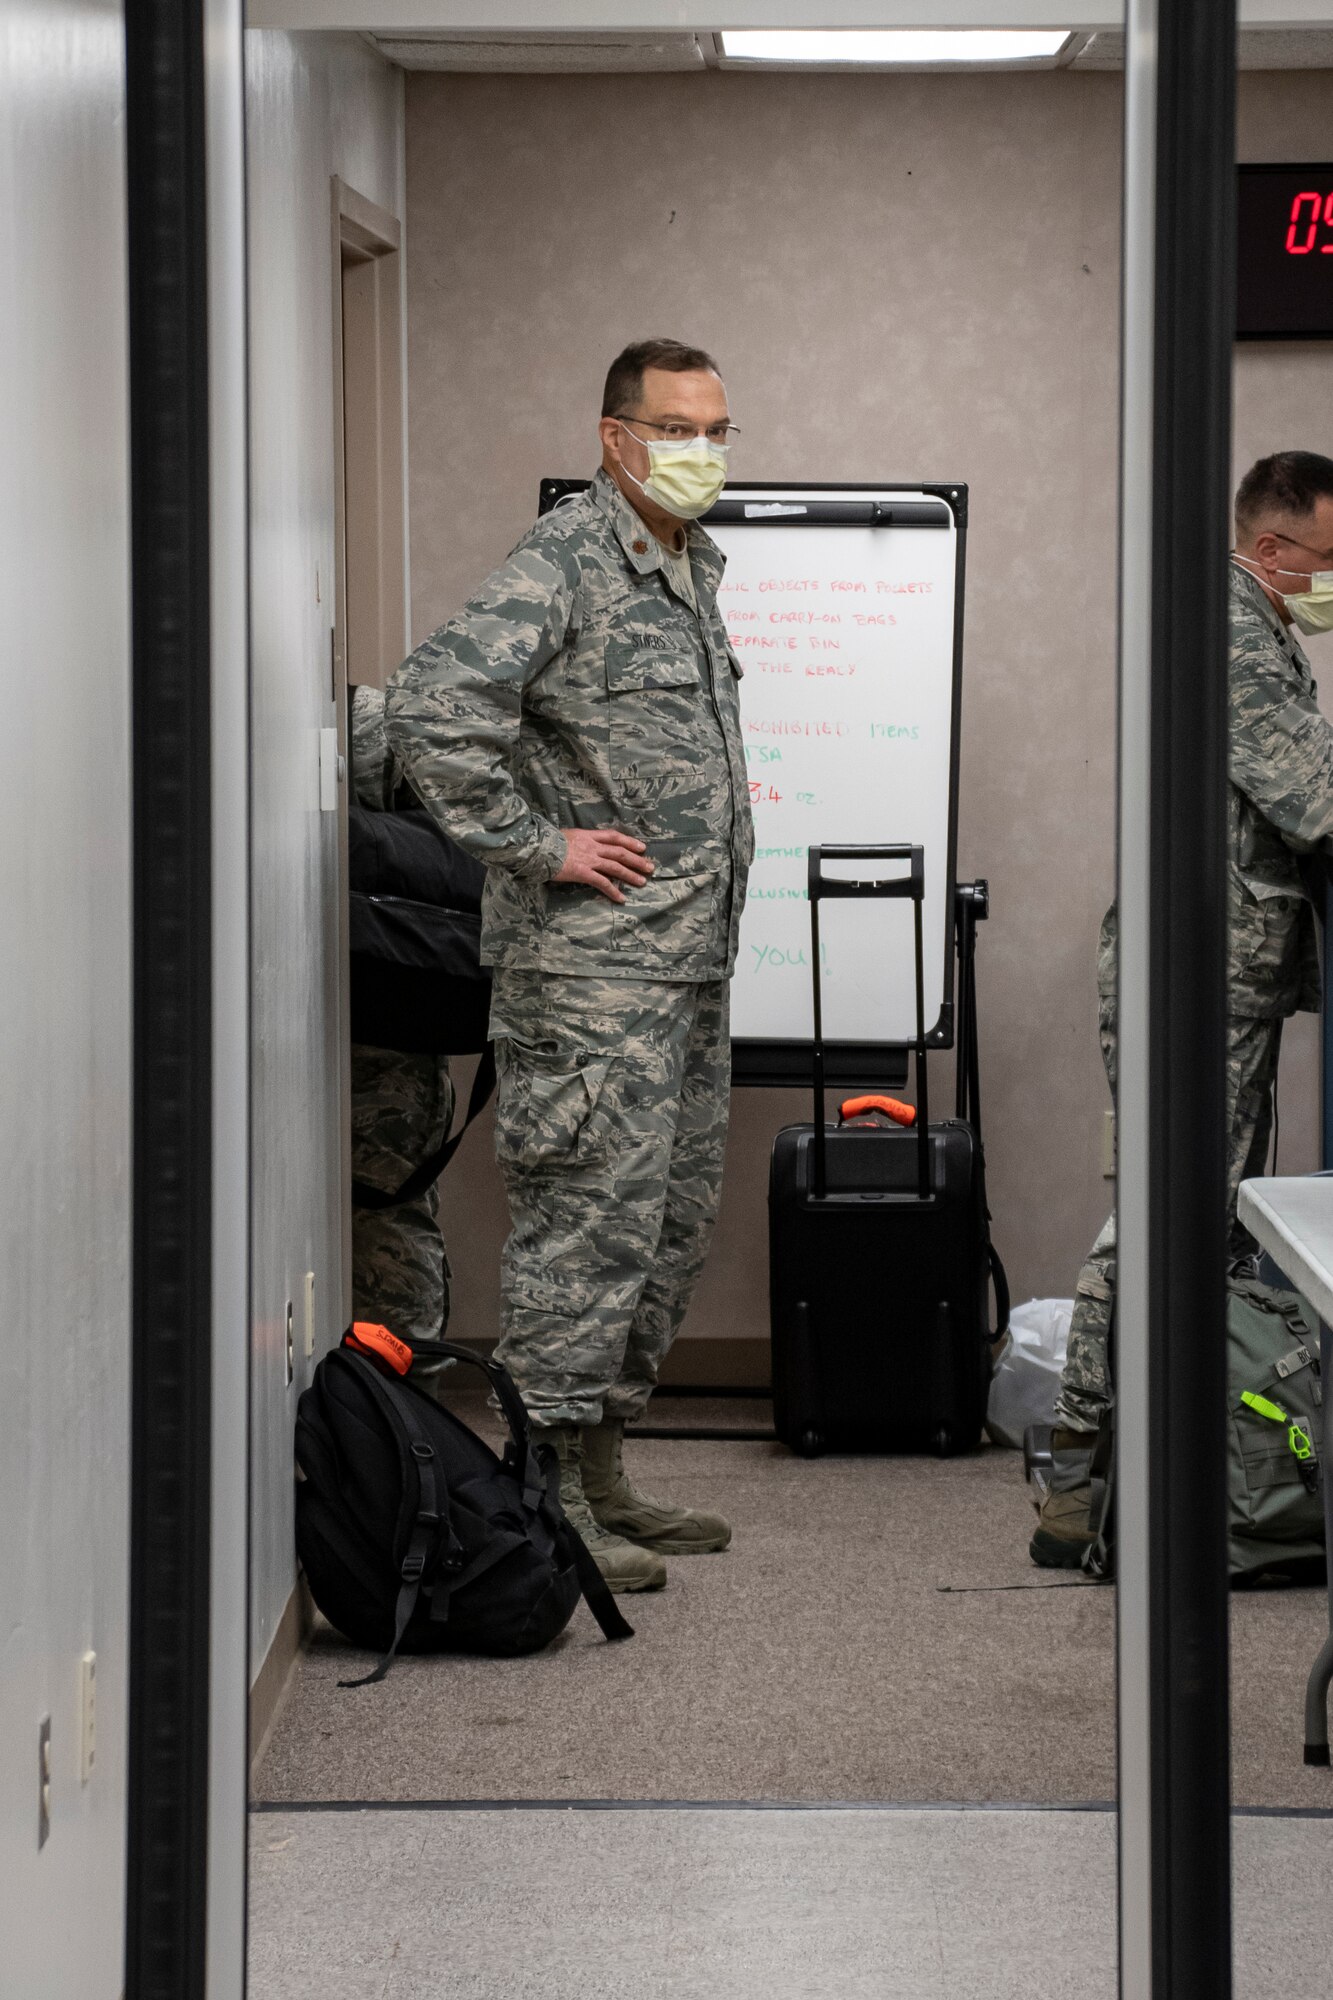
(712, 487, 962, 1051)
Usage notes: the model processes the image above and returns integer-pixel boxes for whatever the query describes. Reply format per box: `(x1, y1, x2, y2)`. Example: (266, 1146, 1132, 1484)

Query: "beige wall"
(246, 27, 405, 1673)
(406, 67, 1333, 1359)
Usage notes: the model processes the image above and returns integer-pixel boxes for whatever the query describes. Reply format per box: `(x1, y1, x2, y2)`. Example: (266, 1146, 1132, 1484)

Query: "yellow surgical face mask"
(1279, 568, 1333, 636)
(619, 427, 729, 521)
(1234, 554, 1333, 635)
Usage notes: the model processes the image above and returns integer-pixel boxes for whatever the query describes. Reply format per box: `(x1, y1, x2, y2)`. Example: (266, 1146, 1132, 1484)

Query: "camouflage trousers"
(489, 968, 731, 1429)
(350, 1045, 454, 1352)
(1053, 996, 1283, 1433)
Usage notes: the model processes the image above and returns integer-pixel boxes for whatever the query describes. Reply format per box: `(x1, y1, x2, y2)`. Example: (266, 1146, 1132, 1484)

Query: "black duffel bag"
(348, 801, 498, 1213)
(348, 802, 491, 1057)
(296, 1322, 632, 1685)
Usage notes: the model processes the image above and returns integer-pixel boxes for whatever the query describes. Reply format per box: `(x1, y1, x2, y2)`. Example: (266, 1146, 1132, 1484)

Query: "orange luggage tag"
(344, 1321, 414, 1376)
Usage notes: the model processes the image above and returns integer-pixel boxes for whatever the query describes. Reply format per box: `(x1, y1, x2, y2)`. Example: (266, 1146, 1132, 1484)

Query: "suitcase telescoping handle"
(807, 844, 930, 1203)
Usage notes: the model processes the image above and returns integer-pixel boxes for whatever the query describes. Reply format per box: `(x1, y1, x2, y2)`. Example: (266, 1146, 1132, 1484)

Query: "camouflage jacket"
(349, 683, 406, 811)
(385, 469, 753, 981)
(1101, 567, 1333, 1019)
(1225, 562, 1333, 1016)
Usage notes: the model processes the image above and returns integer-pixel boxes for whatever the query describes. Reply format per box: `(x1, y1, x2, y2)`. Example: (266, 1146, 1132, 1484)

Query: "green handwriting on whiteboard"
(751, 942, 830, 973)
(869, 723, 921, 741)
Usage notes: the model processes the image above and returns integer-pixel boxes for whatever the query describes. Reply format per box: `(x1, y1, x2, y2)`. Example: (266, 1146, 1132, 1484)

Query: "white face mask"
(1234, 555, 1333, 635)
(617, 426, 729, 521)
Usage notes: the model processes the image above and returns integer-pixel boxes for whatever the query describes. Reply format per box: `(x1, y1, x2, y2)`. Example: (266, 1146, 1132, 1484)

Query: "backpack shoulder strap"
(555, 1511, 635, 1643)
(333, 1351, 459, 1689)
(352, 1044, 496, 1213)
(399, 1341, 633, 1643)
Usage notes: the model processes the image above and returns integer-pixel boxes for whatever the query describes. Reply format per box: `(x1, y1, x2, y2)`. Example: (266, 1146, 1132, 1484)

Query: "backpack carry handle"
(807, 843, 930, 1204)
(344, 1326, 542, 1500)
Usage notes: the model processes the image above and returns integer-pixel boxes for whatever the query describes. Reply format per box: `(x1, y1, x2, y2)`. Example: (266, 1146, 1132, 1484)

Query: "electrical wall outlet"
(79, 1653, 96, 1784)
(38, 1716, 51, 1848)
(285, 1300, 295, 1387)
(303, 1271, 316, 1360)
(1102, 1110, 1117, 1179)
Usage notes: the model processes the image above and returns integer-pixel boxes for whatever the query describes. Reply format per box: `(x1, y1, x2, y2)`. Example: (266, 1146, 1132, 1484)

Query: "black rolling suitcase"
(769, 844, 1008, 1457)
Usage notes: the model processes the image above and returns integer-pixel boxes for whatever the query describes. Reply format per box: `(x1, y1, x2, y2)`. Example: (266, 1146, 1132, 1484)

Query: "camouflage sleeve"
(384, 543, 574, 881)
(1229, 632, 1333, 853)
(348, 684, 399, 810)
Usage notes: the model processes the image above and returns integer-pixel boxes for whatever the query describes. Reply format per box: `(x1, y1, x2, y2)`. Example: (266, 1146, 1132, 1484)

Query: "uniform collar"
(1230, 557, 1312, 673)
(590, 466, 726, 601)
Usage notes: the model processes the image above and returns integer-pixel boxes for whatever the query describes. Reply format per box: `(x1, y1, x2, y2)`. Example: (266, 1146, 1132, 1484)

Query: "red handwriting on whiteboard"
(876, 580, 934, 594)
(731, 635, 801, 651)
(851, 613, 897, 627)
(748, 781, 783, 804)
(759, 579, 819, 592)
(830, 580, 867, 593)
(745, 719, 849, 737)
(806, 664, 856, 678)
(768, 611, 843, 625)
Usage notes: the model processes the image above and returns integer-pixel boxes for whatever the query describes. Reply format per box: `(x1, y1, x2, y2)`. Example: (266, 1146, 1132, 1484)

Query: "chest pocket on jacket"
(604, 640, 706, 791)
(605, 641, 700, 697)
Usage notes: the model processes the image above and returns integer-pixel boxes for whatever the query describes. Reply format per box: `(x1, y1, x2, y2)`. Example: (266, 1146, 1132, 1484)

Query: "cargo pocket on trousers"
(494, 1038, 617, 1176)
(502, 1187, 601, 1323)
(1231, 881, 1298, 994)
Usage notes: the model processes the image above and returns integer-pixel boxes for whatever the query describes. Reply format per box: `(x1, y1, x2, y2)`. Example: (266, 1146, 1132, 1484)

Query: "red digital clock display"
(1284, 190, 1333, 255)
(1238, 166, 1333, 338)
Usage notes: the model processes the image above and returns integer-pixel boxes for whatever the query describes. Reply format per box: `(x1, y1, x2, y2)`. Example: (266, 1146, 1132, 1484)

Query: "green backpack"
(1227, 1278, 1325, 1581)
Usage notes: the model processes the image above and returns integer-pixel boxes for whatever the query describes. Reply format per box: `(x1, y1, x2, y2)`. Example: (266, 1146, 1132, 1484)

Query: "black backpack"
(295, 1324, 632, 1686)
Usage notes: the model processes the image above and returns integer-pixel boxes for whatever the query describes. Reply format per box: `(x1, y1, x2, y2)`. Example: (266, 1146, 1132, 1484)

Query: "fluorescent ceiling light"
(719, 30, 1071, 65)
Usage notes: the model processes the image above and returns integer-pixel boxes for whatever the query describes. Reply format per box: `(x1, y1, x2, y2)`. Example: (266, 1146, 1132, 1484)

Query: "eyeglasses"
(614, 416, 740, 447)
(1275, 532, 1333, 568)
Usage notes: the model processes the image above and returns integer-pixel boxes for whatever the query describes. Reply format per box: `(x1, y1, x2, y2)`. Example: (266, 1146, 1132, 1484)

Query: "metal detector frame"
(120, 4, 1243, 1995)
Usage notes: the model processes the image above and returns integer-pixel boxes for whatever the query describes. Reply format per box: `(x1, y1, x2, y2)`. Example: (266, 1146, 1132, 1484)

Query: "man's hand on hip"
(553, 829, 654, 904)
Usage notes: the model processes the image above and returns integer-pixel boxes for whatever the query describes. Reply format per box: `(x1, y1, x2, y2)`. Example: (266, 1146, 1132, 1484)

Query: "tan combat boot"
(582, 1418, 731, 1554)
(1029, 1428, 1099, 1570)
(543, 1425, 666, 1594)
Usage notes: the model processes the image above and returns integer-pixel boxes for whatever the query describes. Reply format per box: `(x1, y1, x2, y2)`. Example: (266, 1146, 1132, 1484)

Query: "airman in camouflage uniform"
(1035, 463, 1333, 1566)
(349, 685, 455, 1354)
(386, 341, 752, 1589)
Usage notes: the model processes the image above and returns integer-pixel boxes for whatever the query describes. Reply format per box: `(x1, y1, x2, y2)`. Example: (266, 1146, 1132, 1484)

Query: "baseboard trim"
(660, 1337, 770, 1389)
(461, 1335, 771, 1391)
(250, 1576, 315, 1781)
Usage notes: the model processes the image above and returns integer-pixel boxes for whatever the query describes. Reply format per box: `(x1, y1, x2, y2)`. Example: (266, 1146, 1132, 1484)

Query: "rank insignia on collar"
(632, 539, 648, 554)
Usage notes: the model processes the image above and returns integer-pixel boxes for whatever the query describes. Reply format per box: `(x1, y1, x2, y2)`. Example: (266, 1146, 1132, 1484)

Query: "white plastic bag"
(985, 1297, 1074, 1449)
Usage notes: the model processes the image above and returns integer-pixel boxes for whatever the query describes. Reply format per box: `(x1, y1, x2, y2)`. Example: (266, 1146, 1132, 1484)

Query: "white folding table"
(1236, 1174, 1333, 1764)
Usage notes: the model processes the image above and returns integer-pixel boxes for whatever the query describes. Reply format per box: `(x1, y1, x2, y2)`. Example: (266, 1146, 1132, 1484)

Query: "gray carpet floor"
(248, 1805, 1333, 1999)
(256, 1396, 1333, 1808)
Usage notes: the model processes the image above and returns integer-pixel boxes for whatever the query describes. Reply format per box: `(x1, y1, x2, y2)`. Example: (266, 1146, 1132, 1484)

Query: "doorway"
(330, 176, 409, 1315)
